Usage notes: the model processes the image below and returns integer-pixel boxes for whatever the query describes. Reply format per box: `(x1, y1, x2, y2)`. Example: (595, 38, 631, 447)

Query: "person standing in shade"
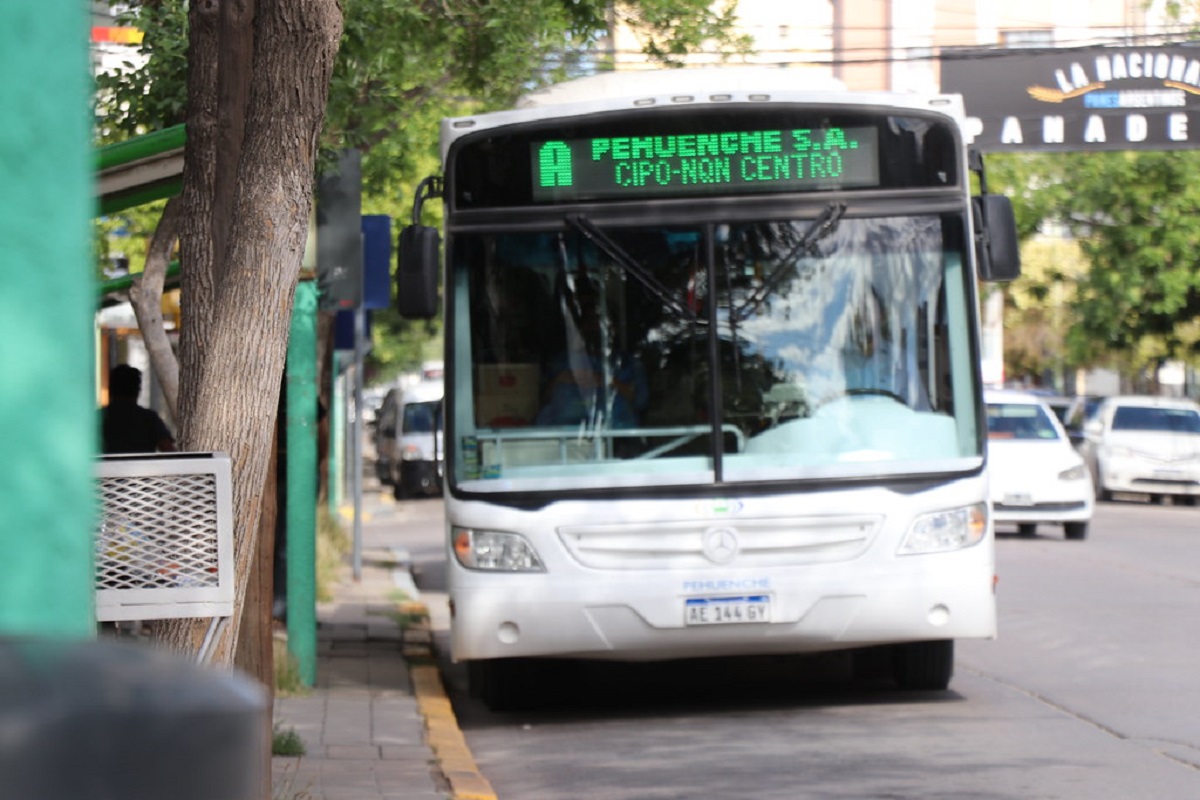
(101, 364, 177, 454)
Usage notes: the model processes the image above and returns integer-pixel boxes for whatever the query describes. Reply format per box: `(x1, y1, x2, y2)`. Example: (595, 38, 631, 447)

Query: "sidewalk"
(271, 492, 495, 800)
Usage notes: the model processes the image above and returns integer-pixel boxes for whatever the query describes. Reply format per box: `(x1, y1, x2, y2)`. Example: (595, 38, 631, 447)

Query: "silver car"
(1079, 395, 1200, 505)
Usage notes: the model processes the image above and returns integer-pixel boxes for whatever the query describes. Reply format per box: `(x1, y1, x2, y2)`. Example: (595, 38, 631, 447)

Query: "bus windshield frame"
(444, 200, 984, 502)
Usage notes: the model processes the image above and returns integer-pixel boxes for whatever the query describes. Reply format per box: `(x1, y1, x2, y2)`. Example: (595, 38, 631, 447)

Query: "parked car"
(372, 387, 402, 484)
(378, 380, 444, 500)
(985, 389, 1094, 539)
(1078, 395, 1200, 505)
(1039, 394, 1074, 426)
(1060, 394, 1104, 444)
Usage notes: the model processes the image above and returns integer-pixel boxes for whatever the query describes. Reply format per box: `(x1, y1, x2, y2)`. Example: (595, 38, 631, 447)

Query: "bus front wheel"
(892, 640, 954, 691)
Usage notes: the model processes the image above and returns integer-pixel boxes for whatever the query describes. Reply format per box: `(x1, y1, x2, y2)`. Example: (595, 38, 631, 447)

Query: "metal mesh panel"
(94, 453, 234, 622)
(96, 474, 221, 590)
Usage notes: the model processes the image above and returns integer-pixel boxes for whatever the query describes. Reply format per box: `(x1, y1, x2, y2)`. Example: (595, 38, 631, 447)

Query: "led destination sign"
(531, 126, 879, 202)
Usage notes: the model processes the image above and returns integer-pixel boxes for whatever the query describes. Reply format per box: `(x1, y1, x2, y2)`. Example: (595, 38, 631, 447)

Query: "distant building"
(608, 1, 1192, 92)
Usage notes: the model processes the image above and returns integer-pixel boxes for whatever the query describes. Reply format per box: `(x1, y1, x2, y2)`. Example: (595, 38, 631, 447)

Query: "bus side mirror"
(396, 224, 439, 319)
(972, 194, 1021, 283)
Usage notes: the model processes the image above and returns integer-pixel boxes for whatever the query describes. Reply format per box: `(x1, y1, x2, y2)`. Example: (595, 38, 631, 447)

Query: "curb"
(402, 604, 498, 800)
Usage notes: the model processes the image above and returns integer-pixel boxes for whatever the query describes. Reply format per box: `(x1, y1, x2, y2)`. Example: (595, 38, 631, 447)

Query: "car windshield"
(450, 213, 982, 493)
(986, 402, 1060, 441)
(402, 400, 439, 434)
(1112, 405, 1200, 434)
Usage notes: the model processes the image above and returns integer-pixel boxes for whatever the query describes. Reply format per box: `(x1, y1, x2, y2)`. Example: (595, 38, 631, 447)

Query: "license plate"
(685, 595, 770, 625)
(1003, 492, 1034, 507)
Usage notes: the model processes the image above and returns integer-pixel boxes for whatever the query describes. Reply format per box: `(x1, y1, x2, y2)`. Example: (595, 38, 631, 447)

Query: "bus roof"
(515, 66, 846, 108)
(440, 67, 968, 156)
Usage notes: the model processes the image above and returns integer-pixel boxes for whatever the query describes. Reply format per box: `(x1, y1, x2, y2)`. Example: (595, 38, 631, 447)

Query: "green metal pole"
(286, 282, 319, 686)
(328, 354, 344, 515)
(0, 3, 96, 637)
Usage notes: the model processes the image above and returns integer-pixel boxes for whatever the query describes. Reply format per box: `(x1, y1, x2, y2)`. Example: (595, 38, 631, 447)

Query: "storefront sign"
(941, 45, 1200, 151)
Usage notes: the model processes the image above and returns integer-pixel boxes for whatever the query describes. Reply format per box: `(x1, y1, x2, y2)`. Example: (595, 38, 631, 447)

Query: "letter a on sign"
(538, 141, 574, 188)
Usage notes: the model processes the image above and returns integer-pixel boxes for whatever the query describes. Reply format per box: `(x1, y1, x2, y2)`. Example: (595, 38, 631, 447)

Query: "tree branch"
(130, 196, 183, 421)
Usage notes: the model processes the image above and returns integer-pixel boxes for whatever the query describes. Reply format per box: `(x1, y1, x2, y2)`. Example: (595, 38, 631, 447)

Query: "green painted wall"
(0, 5, 98, 635)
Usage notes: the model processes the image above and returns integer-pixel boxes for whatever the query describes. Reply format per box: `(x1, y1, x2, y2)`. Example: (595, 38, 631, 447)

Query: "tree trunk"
(235, 422, 279, 800)
(130, 195, 182, 420)
(161, 0, 343, 667)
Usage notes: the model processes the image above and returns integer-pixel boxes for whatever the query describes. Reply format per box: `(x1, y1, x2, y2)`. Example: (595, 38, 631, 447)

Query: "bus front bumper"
(448, 565, 997, 663)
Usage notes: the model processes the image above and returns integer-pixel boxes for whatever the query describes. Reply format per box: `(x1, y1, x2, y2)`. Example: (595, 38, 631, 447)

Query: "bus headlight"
(898, 503, 987, 555)
(452, 526, 546, 572)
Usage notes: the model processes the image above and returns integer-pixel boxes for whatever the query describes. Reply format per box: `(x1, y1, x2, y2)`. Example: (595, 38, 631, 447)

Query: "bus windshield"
(453, 211, 982, 493)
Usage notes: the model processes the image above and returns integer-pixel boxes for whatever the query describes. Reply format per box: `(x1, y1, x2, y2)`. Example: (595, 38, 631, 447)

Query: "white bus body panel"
(439, 67, 969, 159)
(447, 477, 995, 663)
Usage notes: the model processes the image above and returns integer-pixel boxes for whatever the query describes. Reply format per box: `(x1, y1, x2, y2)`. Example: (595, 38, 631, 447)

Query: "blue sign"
(362, 214, 391, 310)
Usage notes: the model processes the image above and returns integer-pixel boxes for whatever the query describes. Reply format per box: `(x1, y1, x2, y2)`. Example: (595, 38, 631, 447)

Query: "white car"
(1079, 395, 1200, 505)
(985, 389, 1094, 540)
(384, 379, 444, 500)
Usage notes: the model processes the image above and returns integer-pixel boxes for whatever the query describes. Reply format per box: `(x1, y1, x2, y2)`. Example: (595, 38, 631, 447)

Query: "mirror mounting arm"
(412, 176, 443, 226)
(396, 175, 444, 319)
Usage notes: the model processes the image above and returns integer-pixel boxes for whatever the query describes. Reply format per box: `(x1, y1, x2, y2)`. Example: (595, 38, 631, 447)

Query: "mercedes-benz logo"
(702, 527, 739, 564)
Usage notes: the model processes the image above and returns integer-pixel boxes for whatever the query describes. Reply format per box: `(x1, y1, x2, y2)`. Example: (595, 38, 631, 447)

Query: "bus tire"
(1017, 523, 1037, 537)
(1064, 522, 1088, 540)
(892, 640, 953, 691)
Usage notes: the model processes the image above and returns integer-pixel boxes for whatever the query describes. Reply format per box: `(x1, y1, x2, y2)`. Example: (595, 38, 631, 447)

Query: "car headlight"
(898, 503, 987, 555)
(1058, 464, 1088, 481)
(1104, 445, 1137, 458)
(452, 526, 546, 572)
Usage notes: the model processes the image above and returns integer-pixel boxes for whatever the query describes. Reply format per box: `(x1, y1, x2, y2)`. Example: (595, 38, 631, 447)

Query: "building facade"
(611, 0, 1193, 93)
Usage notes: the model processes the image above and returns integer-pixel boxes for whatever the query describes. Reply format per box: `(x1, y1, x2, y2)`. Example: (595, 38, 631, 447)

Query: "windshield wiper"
(565, 214, 697, 321)
(734, 202, 846, 321)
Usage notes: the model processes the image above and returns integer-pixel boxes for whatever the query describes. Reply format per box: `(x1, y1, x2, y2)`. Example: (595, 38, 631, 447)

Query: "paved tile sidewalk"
(271, 526, 452, 799)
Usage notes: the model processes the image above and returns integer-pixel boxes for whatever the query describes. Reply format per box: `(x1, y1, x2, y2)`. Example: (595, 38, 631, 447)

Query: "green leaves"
(94, 1, 189, 142)
(1062, 150, 1200, 361)
(991, 149, 1200, 378)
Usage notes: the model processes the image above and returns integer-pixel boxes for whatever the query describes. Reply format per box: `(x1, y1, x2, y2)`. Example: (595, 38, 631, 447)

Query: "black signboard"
(529, 127, 881, 202)
(941, 45, 1200, 151)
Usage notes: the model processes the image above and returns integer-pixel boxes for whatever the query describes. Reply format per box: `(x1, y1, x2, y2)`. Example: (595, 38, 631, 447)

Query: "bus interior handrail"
(472, 423, 746, 459)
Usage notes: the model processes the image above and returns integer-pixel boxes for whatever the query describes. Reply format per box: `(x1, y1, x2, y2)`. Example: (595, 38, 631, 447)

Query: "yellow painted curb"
(338, 503, 374, 522)
(410, 660, 498, 800)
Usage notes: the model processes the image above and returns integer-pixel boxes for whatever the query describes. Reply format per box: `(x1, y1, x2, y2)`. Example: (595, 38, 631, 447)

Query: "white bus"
(397, 67, 1020, 709)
